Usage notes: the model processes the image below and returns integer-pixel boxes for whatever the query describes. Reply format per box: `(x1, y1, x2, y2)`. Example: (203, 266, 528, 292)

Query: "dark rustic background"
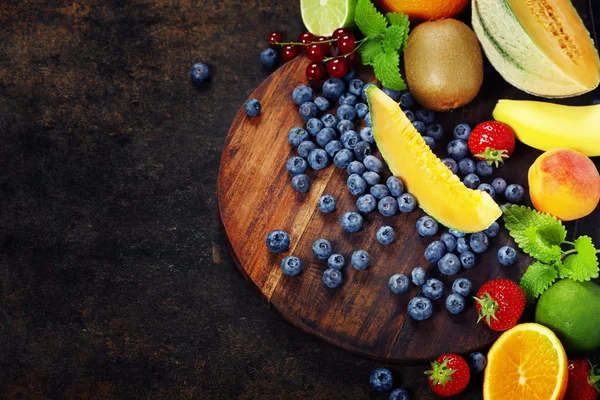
(0, 1, 598, 399)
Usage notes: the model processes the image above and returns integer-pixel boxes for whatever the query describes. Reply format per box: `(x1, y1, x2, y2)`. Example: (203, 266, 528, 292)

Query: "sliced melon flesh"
(366, 86, 501, 233)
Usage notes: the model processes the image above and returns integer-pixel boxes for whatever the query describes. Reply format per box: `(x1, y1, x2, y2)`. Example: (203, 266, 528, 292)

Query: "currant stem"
(322, 38, 367, 63)
(274, 38, 337, 46)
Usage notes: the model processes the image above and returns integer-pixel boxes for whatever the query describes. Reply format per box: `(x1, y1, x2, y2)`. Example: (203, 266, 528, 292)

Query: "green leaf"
(520, 261, 558, 299)
(373, 50, 406, 91)
(358, 38, 384, 66)
(562, 235, 599, 282)
(382, 25, 404, 52)
(521, 225, 563, 264)
(355, 0, 387, 37)
(385, 12, 408, 27)
(555, 261, 573, 279)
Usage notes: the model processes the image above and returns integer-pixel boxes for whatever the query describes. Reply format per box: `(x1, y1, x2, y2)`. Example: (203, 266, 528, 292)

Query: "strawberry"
(425, 353, 470, 397)
(475, 278, 526, 331)
(468, 121, 515, 167)
(565, 359, 600, 400)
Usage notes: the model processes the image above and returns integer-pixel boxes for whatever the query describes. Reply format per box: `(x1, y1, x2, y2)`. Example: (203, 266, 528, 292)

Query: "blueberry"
(316, 128, 337, 147)
(361, 83, 377, 102)
(403, 110, 415, 122)
(425, 123, 443, 140)
(447, 139, 468, 160)
(353, 141, 372, 161)
(416, 216, 438, 237)
(306, 117, 324, 136)
(441, 233, 457, 252)
(334, 149, 354, 168)
(281, 256, 302, 276)
(411, 267, 426, 286)
(338, 93, 357, 106)
(260, 48, 279, 68)
(322, 78, 345, 98)
(314, 96, 330, 112)
(386, 176, 404, 197)
(348, 79, 364, 96)
(370, 368, 394, 393)
(370, 184, 390, 199)
(342, 68, 356, 82)
(307, 149, 329, 170)
(446, 293, 465, 314)
(245, 98, 261, 117)
(378, 196, 398, 217)
(442, 158, 458, 174)
(320, 113, 338, 129)
(476, 161, 493, 177)
(312, 238, 332, 260)
(347, 161, 366, 175)
(470, 232, 489, 254)
(382, 87, 402, 101)
(190, 62, 210, 83)
(362, 171, 380, 186)
(423, 136, 435, 149)
(415, 108, 435, 124)
(453, 123, 472, 140)
(340, 211, 363, 232)
(299, 101, 317, 121)
(389, 388, 411, 400)
(356, 194, 377, 213)
(291, 174, 310, 193)
(478, 183, 496, 198)
(452, 278, 472, 296)
(467, 352, 487, 374)
(318, 195, 336, 214)
(337, 104, 357, 121)
(389, 273, 410, 294)
(456, 237, 470, 253)
(425, 241, 446, 263)
(325, 140, 344, 157)
(399, 91, 415, 108)
(323, 268, 343, 288)
(351, 250, 370, 270)
(422, 278, 445, 300)
(337, 119, 354, 134)
(484, 221, 500, 237)
(408, 296, 433, 320)
(498, 246, 518, 266)
(359, 127, 374, 143)
(412, 121, 426, 134)
(449, 229, 466, 238)
(365, 113, 372, 127)
(492, 177, 507, 195)
(364, 155, 383, 173)
(327, 253, 345, 270)
(286, 156, 308, 176)
(505, 184, 524, 203)
(292, 85, 314, 105)
(438, 253, 461, 276)
(398, 193, 417, 212)
(377, 225, 396, 245)
(355, 103, 369, 118)
(297, 141, 316, 158)
(266, 229, 290, 253)
(347, 174, 367, 196)
(288, 127, 309, 147)
(459, 251, 475, 269)
(340, 130, 359, 149)
(463, 173, 481, 189)
(458, 158, 476, 175)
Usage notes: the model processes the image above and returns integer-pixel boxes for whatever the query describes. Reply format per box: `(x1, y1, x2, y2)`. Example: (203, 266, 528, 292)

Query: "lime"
(301, 0, 357, 37)
(535, 279, 600, 353)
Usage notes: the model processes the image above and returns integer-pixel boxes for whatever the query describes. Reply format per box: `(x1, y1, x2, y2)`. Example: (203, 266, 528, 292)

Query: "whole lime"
(535, 279, 600, 353)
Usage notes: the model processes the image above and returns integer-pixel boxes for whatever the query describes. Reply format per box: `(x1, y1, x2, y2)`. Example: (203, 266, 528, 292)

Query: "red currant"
(332, 28, 351, 40)
(268, 31, 283, 47)
(281, 45, 300, 62)
(297, 31, 315, 45)
(327, 58, 349, 78)
(316, 36, 332, 53)
(306, 44, 326, 62)
(306, 62, 326, 81)
(337, 34, 356, 54)
(346, 51, 359, 65)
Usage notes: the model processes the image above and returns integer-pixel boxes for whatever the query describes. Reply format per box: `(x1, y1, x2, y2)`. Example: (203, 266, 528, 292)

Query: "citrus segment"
(300, 0, 357, 37)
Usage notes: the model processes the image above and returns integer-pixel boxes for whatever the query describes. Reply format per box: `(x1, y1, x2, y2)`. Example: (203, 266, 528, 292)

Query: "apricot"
(528, 148, 600, 221)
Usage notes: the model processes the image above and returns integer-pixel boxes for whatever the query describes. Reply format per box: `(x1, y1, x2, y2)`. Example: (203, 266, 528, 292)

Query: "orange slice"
(484, 323, 568, 400)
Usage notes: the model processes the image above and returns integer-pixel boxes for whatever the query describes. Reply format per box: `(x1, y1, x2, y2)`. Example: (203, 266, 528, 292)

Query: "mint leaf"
(355, 0, 387, 37)
(373, 50, 406, 91)
(358, 38, 384, 66)
(556, 261, 573, 279)
(521, 225, 563, 264)
(520, 261, 558, 299)
(382, 25, 404, 52)
(385, 12, 409, 50)
(563, 235, 599, 282)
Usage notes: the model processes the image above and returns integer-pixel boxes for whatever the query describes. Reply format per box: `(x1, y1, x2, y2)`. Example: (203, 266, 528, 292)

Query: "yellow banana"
(492, 100, 600, 157)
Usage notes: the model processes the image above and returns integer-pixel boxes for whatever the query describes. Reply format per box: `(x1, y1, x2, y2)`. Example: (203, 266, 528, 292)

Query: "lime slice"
(301, 0, 357, 37)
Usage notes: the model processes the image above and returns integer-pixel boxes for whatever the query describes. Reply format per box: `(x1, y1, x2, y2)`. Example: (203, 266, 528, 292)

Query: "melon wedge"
(366, 86, 501, 233)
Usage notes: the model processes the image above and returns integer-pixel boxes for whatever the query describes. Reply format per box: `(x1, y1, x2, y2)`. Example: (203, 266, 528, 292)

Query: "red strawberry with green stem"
(425, 353, 470, 397)
(475, 278, 526, 331)
(468, 121, 516, 167)
(565, 359, 600, 400)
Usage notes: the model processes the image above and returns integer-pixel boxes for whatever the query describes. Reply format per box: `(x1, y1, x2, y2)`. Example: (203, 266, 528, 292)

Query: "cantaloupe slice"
(367, 86, 501, 232)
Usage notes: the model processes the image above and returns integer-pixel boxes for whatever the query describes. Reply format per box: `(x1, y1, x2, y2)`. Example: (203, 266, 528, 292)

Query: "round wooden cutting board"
(218, 56, 544, 363)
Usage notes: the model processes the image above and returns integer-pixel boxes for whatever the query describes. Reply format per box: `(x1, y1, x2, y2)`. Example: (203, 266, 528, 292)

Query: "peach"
(528, 148, 600, 221)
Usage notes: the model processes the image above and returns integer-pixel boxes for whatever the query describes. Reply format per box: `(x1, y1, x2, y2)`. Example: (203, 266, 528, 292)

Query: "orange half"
(484, 323, 568, 400)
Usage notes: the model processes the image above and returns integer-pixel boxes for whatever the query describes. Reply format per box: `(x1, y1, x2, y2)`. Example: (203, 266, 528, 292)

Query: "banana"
(492, 100, 600, 157)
